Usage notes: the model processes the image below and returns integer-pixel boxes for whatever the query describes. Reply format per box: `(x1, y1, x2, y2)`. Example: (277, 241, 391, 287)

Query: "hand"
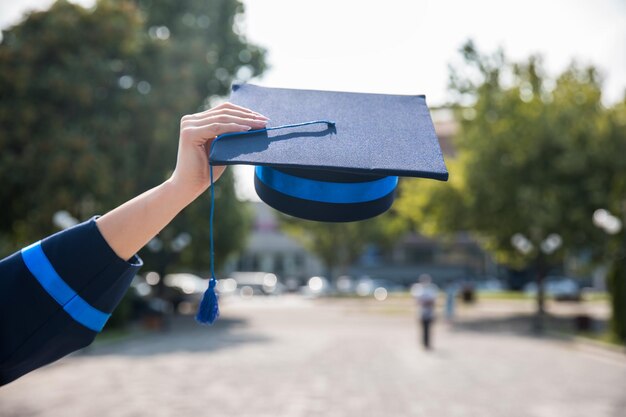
(169, 102, 268, 199)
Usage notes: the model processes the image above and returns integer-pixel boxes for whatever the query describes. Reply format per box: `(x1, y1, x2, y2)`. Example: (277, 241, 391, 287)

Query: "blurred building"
(225, 203, 324, 283)
(350, 232, 495, 287)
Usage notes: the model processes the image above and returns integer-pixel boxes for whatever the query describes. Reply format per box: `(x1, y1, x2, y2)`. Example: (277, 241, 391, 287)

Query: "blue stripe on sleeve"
(21, 241, 111, 332)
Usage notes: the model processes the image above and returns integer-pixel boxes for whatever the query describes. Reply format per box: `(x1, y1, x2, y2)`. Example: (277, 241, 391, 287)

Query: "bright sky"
(2, 0, 625, 200)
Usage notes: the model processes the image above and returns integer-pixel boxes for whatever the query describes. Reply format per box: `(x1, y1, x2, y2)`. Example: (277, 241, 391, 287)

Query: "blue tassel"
(195, 277, 220, 324)
(196, 161, 220, 325)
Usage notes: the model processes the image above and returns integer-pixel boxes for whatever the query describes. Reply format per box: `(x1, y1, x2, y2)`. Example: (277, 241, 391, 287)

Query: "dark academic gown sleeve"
(0, 217, 142, 386)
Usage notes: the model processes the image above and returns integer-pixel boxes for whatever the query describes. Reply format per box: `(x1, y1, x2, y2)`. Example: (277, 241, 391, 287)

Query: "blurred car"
(335, 275, 356, 295)
(356, 277, 404, 297)
(523, 276, 582, 301)
(162, 273, 207, 311)
(284, 277, 302, 293)
(475, 278, 505, 293)
(300, 276, 332, 298)
(221, 272, 285, 297)
(164, 273, 206, 296)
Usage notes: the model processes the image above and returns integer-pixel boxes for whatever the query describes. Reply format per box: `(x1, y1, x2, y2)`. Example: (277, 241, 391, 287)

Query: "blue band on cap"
(21, 241, 111, 332)
(255, 166, 398, 204)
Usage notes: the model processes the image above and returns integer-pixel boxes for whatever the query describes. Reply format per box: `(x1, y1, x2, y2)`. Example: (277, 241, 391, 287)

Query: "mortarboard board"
(209, 84, 448, 222)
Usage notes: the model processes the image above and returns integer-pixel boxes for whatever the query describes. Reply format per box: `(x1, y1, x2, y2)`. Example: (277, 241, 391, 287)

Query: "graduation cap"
(209, 84, 448, 222)
(196, 84, 448, 325)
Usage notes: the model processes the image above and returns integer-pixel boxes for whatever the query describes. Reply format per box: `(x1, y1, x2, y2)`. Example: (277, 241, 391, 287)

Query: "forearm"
(95, 103, 265, 261)
(95, 180, 200, 261)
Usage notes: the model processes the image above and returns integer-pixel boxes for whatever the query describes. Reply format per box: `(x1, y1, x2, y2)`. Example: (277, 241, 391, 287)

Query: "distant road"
(1, 296, 624, 417)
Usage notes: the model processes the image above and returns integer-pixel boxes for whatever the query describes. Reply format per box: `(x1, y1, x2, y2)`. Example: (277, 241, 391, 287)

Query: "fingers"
(188, 123, 254, 141)
(182, 102, 267, 122)
(214, 102, 267, 119)
(205, 107, 268, 121)
(181, 113, 268, 130)
(179, 102, 269, 146)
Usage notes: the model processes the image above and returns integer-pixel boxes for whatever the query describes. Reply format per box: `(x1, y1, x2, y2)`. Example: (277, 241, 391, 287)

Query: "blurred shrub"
(0, 0, 264, 274)
(607, 259, 626, 343)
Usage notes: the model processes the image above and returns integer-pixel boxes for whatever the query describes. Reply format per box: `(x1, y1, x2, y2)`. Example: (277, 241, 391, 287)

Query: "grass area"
(475, 291, 533, 300)
(474, 291, 611, 303)
(577, 330, 625, 348)
(582, 292, 610, 302)
(331, 291, 606, 303)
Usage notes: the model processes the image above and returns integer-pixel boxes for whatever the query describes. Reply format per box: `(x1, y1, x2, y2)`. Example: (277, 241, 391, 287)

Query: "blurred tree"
(604, 98, 626, 343)
(0, 0, 265, 276)
(396, 41, 626, 332)
(395, 159, 466, 239)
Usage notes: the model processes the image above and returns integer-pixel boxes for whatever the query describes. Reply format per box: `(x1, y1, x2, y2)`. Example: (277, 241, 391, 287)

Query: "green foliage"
(395, 159, 467, 238)
(397, 40, 626, 268)
(0, 0, 148, 250)
(397, 40, 626, 335)
(0, 0, 265, 270)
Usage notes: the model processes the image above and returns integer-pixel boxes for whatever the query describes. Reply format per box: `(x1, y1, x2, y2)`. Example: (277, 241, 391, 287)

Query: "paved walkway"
(1, 296, 625, 417)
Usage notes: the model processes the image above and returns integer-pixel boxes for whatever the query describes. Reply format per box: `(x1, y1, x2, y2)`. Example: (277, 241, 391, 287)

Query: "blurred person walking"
(413, 274, 439, 349)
